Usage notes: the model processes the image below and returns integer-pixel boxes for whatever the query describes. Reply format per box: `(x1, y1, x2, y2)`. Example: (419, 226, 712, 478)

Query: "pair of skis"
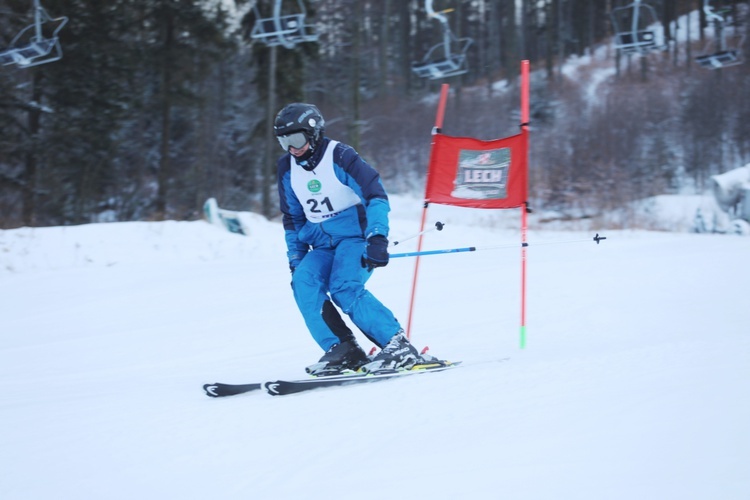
(203, 360, 461, 397)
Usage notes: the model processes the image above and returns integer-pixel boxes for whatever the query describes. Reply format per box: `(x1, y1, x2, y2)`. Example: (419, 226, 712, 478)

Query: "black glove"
(288, 251, 306, 275)
(361, 235, 389, 271)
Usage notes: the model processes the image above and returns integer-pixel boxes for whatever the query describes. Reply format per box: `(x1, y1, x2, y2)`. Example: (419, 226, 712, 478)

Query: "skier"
(275, 102, 420, 375)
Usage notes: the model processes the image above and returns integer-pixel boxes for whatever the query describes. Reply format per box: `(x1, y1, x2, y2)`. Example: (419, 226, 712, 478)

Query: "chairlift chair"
(695, 0, 745, 69)
(411, 0, 473, 80)
(0, 0, 68, 68)
(250, 0, 318, 50)
(609, 0, 664, 55)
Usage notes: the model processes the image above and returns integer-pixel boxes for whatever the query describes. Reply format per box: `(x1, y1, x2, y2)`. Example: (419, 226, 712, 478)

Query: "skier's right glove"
(361, 235, 389, 271)
(288, 253, 305, 274)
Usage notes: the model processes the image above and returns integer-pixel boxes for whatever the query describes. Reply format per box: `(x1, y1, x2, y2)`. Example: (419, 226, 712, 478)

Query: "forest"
(0, 0, 748, 228)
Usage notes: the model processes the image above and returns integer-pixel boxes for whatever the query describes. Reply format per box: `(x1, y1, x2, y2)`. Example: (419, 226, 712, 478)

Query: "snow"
(1, 195, 749, 499)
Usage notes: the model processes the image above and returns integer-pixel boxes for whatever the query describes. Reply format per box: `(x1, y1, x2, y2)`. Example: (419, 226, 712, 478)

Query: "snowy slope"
(1, 196, 749, 500)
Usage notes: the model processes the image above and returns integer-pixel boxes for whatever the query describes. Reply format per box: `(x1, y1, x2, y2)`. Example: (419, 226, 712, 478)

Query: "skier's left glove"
(361, 235, 389, 271)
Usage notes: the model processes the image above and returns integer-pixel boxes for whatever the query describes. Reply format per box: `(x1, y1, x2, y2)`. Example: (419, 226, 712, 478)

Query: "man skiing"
(275, 102, 420, 375)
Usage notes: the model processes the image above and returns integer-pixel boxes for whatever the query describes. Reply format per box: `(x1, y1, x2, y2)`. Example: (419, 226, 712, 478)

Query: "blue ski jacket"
(277, 138, 391, 268)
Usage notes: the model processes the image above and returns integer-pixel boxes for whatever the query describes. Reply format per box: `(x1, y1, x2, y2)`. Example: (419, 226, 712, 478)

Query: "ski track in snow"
(1, 196, 749, 499)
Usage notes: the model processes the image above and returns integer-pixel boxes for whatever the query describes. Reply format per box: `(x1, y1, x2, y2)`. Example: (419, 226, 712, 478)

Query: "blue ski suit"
(277, 137, 402, 351)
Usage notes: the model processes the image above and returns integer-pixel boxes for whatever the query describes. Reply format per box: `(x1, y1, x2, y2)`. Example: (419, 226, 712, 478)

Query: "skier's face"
(289, 141, 310, 158)
(277, 131, 309, 155)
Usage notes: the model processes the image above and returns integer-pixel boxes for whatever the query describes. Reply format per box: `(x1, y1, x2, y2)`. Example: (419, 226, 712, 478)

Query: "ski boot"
(305, 340, 369, 377)
(360, 331, 420, 374)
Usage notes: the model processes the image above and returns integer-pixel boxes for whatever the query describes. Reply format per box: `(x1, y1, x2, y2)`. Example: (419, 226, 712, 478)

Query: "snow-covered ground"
(1, 195, 748, 499)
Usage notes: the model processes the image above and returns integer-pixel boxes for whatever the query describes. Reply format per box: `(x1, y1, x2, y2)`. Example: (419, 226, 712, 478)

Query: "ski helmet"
(274, 103, 325, 160)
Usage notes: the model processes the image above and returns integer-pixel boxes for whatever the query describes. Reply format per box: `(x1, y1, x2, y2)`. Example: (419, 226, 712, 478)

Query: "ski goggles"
(276, 132, 308, 151)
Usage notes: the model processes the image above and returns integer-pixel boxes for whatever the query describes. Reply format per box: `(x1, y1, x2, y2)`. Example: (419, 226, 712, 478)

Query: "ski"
(202, 360, 461, 398)
(264, 361, 461, 396)
(203, 382, 262, 398)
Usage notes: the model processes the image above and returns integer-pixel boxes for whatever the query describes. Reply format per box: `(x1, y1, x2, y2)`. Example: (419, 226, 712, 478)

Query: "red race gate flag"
(424, 129, 528, 209)
(407, 62, 530, 348)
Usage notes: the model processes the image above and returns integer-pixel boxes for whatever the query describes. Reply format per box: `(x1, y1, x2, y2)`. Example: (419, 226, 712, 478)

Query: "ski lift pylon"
(695, 0, 745, 69)
(411, 0, 473, 80)
(250, 0, 318, 50)
(0, 0, 68, 68)
(609, 0, 665, 55)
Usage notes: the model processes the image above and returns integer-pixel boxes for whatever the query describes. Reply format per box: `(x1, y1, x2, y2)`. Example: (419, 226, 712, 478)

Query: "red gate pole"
(520, 60, 530, 349)
(406, 83, 450, 340)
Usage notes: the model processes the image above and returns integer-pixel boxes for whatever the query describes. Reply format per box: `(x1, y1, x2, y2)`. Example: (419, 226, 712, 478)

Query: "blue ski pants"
(291, 237, 401, 351)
